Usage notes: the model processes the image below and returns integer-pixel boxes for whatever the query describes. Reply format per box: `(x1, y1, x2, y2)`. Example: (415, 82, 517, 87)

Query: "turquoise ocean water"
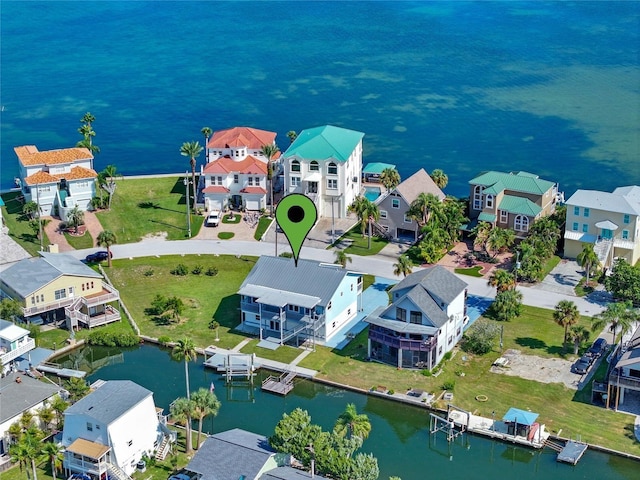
(1, 1, 639, 198)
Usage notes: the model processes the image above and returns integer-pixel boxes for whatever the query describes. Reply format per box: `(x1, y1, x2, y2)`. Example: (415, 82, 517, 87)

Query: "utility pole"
(183, 174, 191, 238)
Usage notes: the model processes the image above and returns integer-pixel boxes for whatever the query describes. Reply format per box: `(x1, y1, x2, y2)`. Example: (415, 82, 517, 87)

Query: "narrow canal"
(58, 344, 638, 480)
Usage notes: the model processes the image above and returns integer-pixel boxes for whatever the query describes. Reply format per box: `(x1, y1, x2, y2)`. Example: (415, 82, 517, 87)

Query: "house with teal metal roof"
(468, 171, 558, 236)
(282, 125, 364, 219)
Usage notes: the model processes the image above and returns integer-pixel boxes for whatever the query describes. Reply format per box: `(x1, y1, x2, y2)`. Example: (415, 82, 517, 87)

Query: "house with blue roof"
(282, 125, 364, 219)
(467, 171, 559, 236)
(238, 256, 362, 346)
(365, 266, 468, 370)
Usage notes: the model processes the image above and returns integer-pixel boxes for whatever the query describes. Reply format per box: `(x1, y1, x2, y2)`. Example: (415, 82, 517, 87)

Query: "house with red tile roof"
(201, 127, 279, 211)
(14, 145, 97, 219)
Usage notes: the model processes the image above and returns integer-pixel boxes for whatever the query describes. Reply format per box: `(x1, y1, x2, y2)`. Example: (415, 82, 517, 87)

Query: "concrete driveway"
(531, 258, 583, 296)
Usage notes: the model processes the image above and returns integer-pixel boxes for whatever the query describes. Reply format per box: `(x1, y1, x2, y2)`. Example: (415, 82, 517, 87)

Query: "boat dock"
(36, 362, 86, 378)
(556, 440, 588, 465)
(261, 370, 297, 395)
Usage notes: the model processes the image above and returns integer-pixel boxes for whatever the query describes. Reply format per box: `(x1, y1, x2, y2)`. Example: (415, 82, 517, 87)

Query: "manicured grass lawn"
(105, 255, 256, 348)
(540, 255, 562, 279)
(254, 216, 273, 240)
(333, 223, 388, 256)
(1, 191, 50, 256)
(64, 230, 94, 249)
(222, 213, 242, 224)
(454, 266, 483, 277)
(239, 339, 302, 363)
(218, 232, 235, 239)
(95, 177, 203, 243)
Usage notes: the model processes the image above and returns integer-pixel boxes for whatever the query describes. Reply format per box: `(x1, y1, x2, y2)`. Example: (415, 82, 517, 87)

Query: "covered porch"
(64, 438, 111, 480)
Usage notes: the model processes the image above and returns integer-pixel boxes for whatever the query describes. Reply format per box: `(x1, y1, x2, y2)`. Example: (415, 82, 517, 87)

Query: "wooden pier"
(261, 371, 296, 395)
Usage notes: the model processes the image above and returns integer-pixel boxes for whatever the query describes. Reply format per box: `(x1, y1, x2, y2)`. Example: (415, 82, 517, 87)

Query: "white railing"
(0, 338, 35, 365)
(23, 298, 73, 317)
(613, 237, 637, 250)
(84, 283, 120, 307)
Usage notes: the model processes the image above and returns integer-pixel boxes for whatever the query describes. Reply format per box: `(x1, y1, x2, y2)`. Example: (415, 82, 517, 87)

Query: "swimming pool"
(364, 186, 382, 202)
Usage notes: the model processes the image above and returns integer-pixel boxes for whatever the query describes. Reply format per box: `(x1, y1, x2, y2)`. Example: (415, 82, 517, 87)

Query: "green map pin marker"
(275, 193, 318, 267)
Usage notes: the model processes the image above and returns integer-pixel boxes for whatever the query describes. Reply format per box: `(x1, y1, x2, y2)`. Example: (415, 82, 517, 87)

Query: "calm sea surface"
(1, 1, 639, 197)
(53, 344, 639, 480)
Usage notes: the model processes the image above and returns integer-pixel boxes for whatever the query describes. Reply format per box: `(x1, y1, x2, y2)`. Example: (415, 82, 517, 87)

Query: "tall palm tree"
(287, 131, 297, 144)
(439, 198, 468, 244)
(334, 403, 371, 440)
(348, 196, 380, 247)
(576, 243, 599, 286)
(379, 168, 400, 192)
(260, 143, 279, 216)
(487, 269, 515, 293)
(486, 228, 516, 258)
(77, 112, 99, 154)
(41, 442, 63, 480)
(568, 325, 591, 355)
(50, 396, 68, 431)
(471, 221, 492, 255)
(97, 230, 117, 268)
(191, 388, 221, 449)
(408, 192, 441, 226)
(101, 164, 123, 209)
(429, 169, 448, 189)
(81, 112, 96, 128)
(37, 405, 54, 433)
(591, 300, 636, 345)
(170, 397, 196, 454)
(201, 127, 212, 162)
(172, 337, 197, 399)
(180, 141, 204, 211)
(393, 255, 413, 278)
(362, 200, 380, 249)
(9, 440, 31, 479)
(553, 300, 580, 348)
(334, 249, 352, 268)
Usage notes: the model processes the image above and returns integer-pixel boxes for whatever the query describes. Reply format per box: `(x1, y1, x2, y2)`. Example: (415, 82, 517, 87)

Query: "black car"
(85, 251, 112, 263)
(588, 338, 608, 357)
(573, 355, 592, 375)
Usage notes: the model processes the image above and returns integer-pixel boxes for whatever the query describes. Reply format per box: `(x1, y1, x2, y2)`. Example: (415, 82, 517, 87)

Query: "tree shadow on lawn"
(138, 201, 184, 215)
(514, 337, 565, 357)
(149, 219, 186, 230)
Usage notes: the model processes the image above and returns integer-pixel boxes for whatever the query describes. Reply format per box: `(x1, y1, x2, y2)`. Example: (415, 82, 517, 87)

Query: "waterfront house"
(563, 186, 640, 268)
(282, 125, 364, 219)
(467, 171, 558, 236)
(238, 256, 362, 345)
(0, 319, 35, 375)
(14, 145, 97, 219)
(63, 380, 173, 477)
(0, 252, 121, 329)
(365, 266, 468, 370)
(606, 326, 640, 411)
(201, 127, 278, 212)
(374, 168, 445, 242)
(0, 372, 63, 458)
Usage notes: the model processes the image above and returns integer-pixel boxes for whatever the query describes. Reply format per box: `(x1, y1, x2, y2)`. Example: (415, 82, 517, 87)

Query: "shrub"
(279, 252, 293, 258)
(87, 330, 138, 347)
(208, 320, 220, 330)
(388, 389, 395, 395)
(442, 380, 455, 391)
(158, 335, 171, 345)
(206, 267, 218, 276)
(443, 351, 453, 362)
(192, 265, 203, 275)
(462, 319, 501, 355)
(170, 264, 188, 276)
(143, 269, 154, 277)
(421, 369, 432, 377)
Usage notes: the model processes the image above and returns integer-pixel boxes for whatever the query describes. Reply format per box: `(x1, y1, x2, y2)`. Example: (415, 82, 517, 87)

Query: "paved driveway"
(531, 258, 583, 296)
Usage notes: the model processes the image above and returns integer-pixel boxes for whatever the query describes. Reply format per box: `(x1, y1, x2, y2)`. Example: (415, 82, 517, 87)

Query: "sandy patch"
(141, 232, 168, 241)
(490, 349, 581, 390)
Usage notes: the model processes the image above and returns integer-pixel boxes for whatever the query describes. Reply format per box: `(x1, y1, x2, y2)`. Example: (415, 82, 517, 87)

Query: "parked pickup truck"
(205, 210, 221, 227)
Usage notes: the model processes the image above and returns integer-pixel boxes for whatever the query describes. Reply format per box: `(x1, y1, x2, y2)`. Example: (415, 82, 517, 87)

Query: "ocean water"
(1, 1, 639, 198)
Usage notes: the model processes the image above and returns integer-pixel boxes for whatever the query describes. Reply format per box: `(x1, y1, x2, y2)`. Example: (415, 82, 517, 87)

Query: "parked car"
(588, 338, 608, 357)
(573, 355, 592, 375)
(85, 251, 112, 263)
(205, 210, 221, 227)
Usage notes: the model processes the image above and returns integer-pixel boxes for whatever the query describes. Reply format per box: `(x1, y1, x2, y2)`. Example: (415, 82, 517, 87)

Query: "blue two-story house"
(238, 256, 362, 346)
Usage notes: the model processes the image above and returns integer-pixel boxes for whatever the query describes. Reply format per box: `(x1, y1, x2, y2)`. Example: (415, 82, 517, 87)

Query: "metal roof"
(283, 125, 364, 162)
(469, 171, 555, 195)
(363, 162, 396, 174)
(566, 188, 640, 216)
(239, 285, 321, 309)
(478, 212, 497, 222)
(503, 407, 539, 426)
(497, 195, 543, 216)
(0, 319, 30, 342)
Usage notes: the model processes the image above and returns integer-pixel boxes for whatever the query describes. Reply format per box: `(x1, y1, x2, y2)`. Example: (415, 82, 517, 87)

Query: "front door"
(308, 181, 318, 194)
(601, 229, 613, 240)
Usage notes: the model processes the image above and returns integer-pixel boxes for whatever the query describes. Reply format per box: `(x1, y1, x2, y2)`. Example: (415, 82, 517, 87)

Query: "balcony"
(23, 297, 73, 317)
(0, 337, 36, 365)
(84, 282, 120, 307)
(369, 328, 436, 352)
(613, 237, 636, 250)
(609, 374, 640, 391)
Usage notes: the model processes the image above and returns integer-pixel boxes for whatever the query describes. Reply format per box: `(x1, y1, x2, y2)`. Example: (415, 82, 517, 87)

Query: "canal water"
(58, 344, 638, 480)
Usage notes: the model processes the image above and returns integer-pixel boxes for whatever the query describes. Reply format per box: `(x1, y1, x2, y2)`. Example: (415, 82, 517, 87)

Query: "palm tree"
(81, 112, 96, 127)
(50, 396, 68, 431)
(334, 250, 352, 268)
(9, 440, 31, 479)
(348, 196, 369, 236)
(191, 388, 221, 449)
(287, 131, 297, 144)
(393, 255, 413, 278)
(180, 141, 204, 211)
(334, 403, 371, 440)
(22, 201, 39, 220)
(348, 197, 380, 248)
(363, 200, 380, 249)
(77, 112, 99, 154)
(492, 289, 523, 322)
(172, 337, 197, 399)
(487, 269, 515, 293)
(471, 221, 492, 255)
(568, 325, 591, 355)
(553, 300, 580, 348)
(429, 169, 448, 189)
(101, 164, 123, 210)
(201, 127, 212, 162)
(576, 243, 599, 286)
(260, 143, 279, 216)
(439, 198, 468, 244)
(379, 168, 400, 192)
(591, 300, 636, 345)
(20, 411, 34, 430)
(486, 228, 516, 258)
(37, 405, 54, 433)
(65, 377, 90, 403)
(409, 192, 441, 226)
(97, 230, 117, 268)
(41, 442, 63, 480)
(66, 206, 84, 234)
(170, 397, 196, 454)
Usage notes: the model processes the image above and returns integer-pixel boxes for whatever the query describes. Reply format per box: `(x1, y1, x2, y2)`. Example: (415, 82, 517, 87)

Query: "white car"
(205, 210, 221, 227)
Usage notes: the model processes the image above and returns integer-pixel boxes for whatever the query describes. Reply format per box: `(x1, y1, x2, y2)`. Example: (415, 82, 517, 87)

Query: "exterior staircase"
(370, 220, 391, 240)
(155, 433, 171, 461)
(107, 463, 132, 480)
(594, 239, 612, 265)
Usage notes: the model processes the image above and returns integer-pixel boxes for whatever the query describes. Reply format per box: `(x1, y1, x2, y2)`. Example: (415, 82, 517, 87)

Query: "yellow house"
(0, 252, 120, 330)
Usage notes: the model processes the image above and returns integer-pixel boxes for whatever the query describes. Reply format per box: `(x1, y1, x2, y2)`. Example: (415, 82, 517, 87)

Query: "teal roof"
(482, 181, 505, 195)
(498, 195, 542, 216)
(469, 171, 555, 195)
(283, 125, 364, 162)
(478, 212, 497, 222)
(363, 162, 396, 174)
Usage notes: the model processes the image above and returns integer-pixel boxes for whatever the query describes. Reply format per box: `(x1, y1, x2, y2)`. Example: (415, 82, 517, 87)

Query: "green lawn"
(218, 232, 235, 240)
(239, 339, 302, 363)
(540, 255, 562, 279)
(332, 223, 388, 256)
(64, 230, 94, 249)
(95, 177, 203, 243)
(254, 216, 273, 240)
(454, 266, 483, 277)
(1, 191, 50, 256)
(222, 213, 242, 224)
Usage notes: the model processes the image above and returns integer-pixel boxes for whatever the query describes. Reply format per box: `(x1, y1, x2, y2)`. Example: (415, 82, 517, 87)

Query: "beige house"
(564, 186, 640, 268)
(0, 252, 120, 330)
(467, 171, 559, 237)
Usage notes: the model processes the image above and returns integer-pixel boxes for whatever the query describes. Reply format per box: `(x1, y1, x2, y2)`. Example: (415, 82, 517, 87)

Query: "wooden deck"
(557, 440, 588, 464)
(261, 371, 296, 395)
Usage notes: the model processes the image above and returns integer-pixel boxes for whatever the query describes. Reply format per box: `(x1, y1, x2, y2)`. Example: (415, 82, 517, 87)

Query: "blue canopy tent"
(503, 408, 540, 441)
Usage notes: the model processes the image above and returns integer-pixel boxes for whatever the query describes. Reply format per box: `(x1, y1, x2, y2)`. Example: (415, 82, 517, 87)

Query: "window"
(54, 289, 66, 300)
(248, 177, 253, 186)
(439, 346, 443, 355)
(41, 294, 44, 302)
(622, 230, 629, 240)
(127, 440, 133, 447)
(255, 177, 260, 185)
(448, 336, 453, 345)
(514, 215, 529, 232)
(87, 423, 93, 431)
(31, 296, 35, 305)
(485, 194, 494, 209)
(290, 176, 301, 187)
(396, 307, 406, 322)
(327, 179, 338, 190)
(291, 160, 301, 172)
(403, 214, 412, 223)
(473, 185, 482, 210)
(209, 176, 215, 184)
(380, 210, 388, 219)
(77, 181, 88, 188)
(500, 210, 508, 223)
(572, 222, 579, 231)
(623, 214, 630, 224)
(217, 176, 223, 185)
(233, 174, 239, 184)
(82, 283, 85, 291)
(584, 208, 590, 218)
(327, 301, 332, 310)
(574, 206, 580, 216)
(348, 308, 351, 315)
(309, 161, 319, 171)
(456, 327, 461, 336)
(328, 162, 338, 175)
(409, 311, 422, 324)
(255, 315, 260, 321)
(391, 199, 400, 209)
(582, 224, 588, 233)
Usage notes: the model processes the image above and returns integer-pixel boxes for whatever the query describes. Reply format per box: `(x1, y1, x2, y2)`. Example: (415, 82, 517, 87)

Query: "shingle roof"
(207, 127, 277, 150)
(15, 145, 93, 166)
(393, 168, 445, 204)
(64, 380, 153, 425)
(186, 429, 275, 480)
(566, 188, 640, 216)
(497, 195, 543, 216)
(391, 265, 468, 306)
(203, 155, 268, 175)
(469, 171, 555, 195)
(283, 125, 364, 162)
(1, 252, 101, 298)
(0, 371, 62, 424)
(239, 256, 354, 307)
